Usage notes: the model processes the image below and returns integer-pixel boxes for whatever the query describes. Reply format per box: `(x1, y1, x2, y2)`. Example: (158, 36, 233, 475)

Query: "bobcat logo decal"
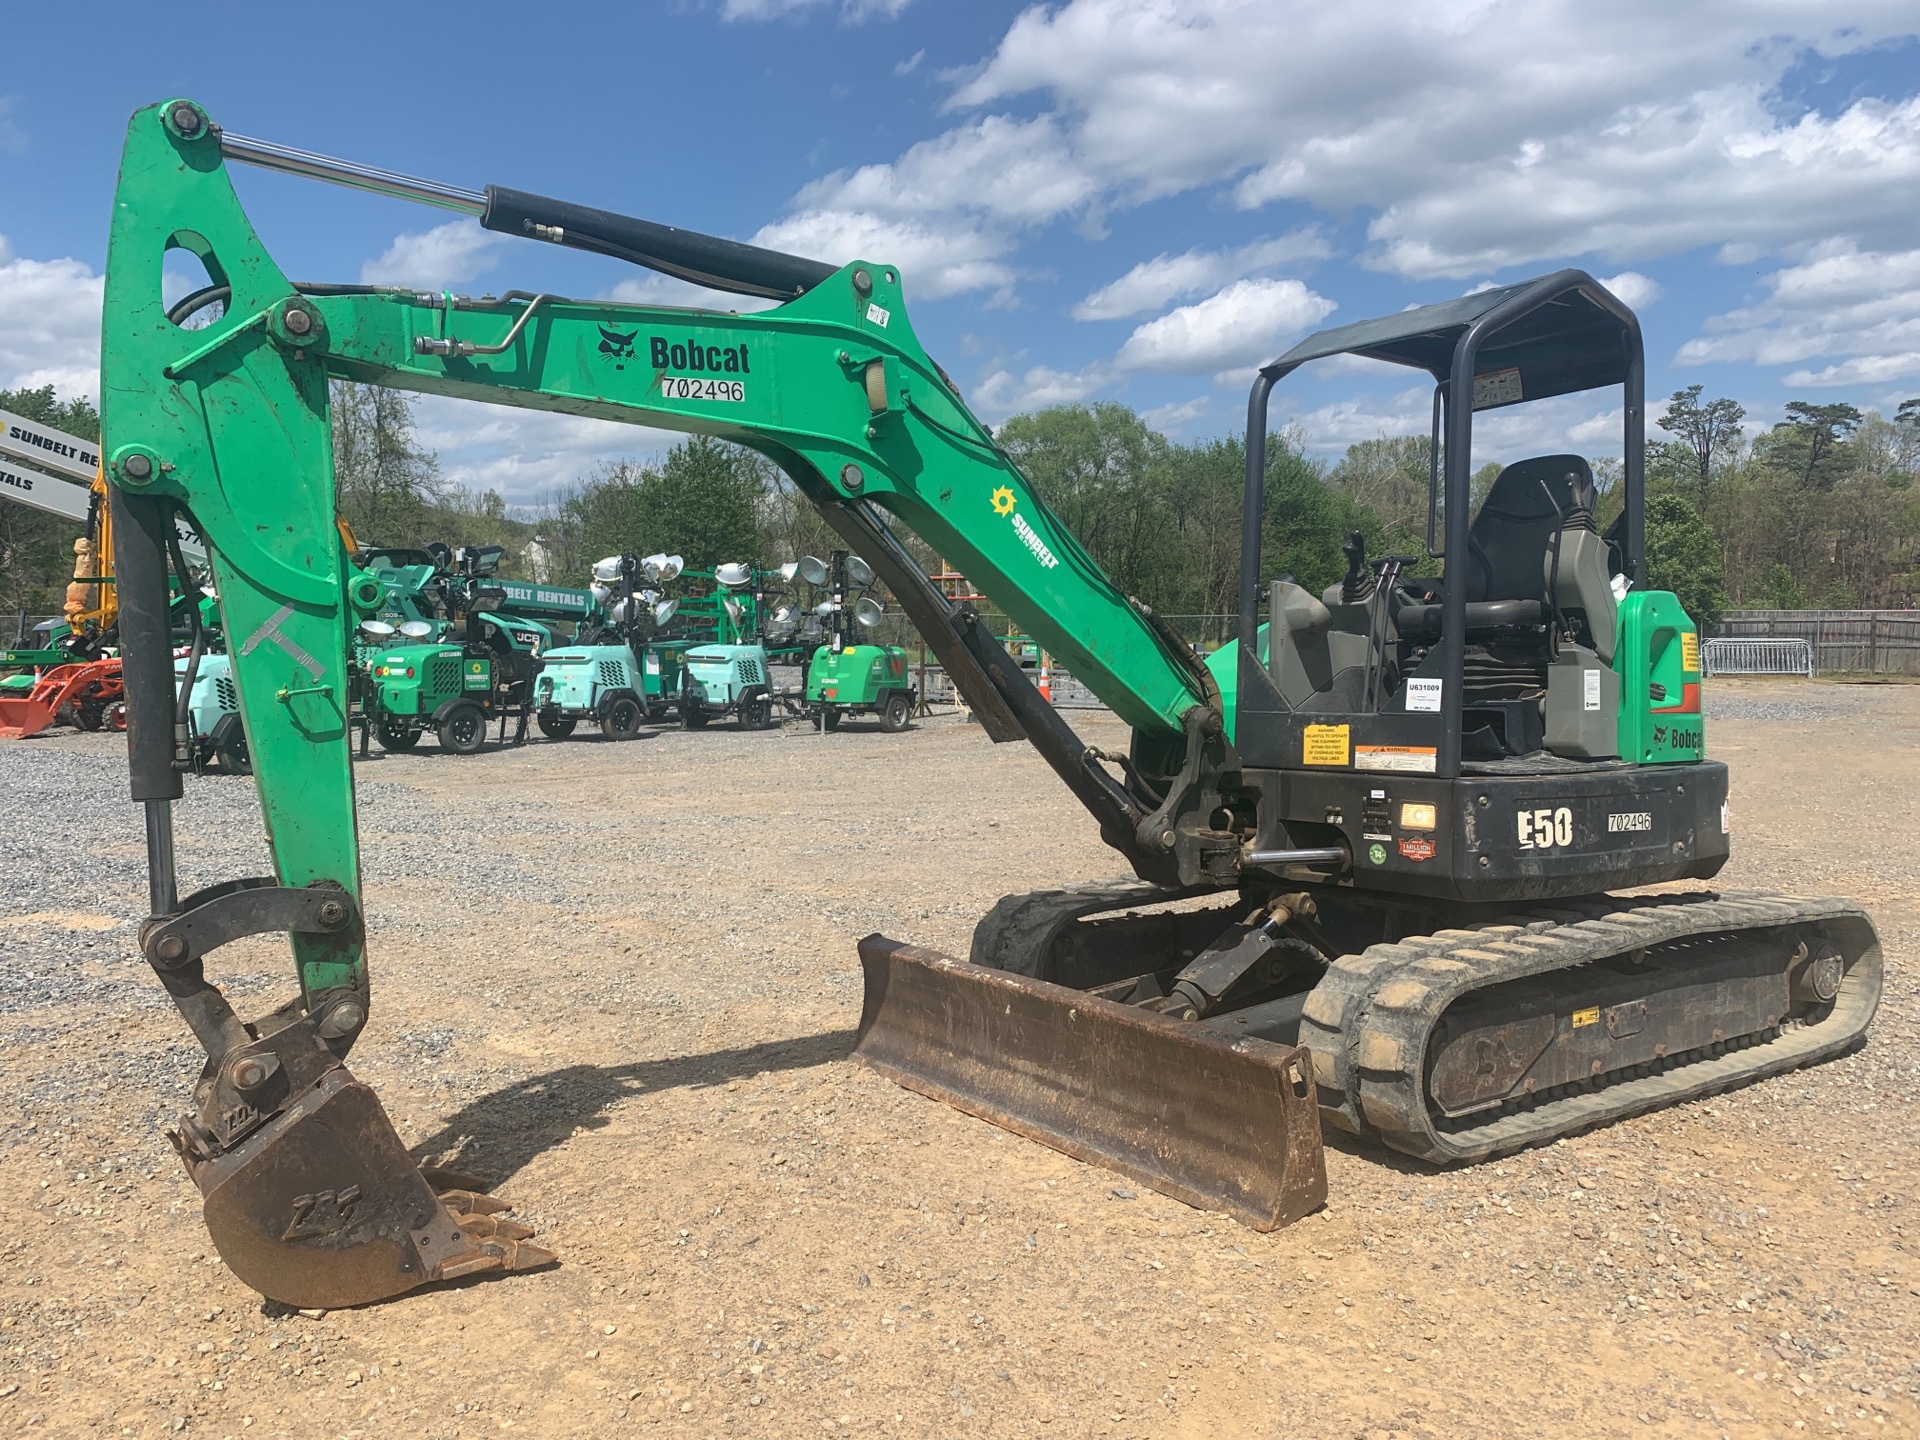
(598, 325, 639, 369)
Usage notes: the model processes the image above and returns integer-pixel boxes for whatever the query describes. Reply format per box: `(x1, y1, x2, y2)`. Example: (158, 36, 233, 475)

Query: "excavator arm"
(101, 99, 1315, 1307)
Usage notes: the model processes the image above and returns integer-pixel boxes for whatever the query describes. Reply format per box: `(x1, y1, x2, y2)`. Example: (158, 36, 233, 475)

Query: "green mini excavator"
(99, 99, 1878, 1307)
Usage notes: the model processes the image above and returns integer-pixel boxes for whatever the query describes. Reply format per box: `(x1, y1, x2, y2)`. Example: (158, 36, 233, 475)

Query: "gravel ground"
(0, 680, 1914, 1439)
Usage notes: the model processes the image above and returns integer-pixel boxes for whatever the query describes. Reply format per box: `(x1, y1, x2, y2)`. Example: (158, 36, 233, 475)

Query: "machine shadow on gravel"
(404, 1029, 859, 1183)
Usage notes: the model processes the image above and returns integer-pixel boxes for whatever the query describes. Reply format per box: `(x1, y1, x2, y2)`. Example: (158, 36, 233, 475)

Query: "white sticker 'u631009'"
(1406, 677, 1443, 712)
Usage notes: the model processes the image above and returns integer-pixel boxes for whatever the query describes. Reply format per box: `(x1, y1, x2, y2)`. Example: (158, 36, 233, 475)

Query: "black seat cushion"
(1462, 455, 1596, 604)
(1395, 598, 1545, 642)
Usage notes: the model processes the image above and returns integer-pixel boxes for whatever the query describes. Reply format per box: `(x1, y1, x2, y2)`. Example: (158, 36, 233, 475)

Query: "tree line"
(4, 378, 1916, 633)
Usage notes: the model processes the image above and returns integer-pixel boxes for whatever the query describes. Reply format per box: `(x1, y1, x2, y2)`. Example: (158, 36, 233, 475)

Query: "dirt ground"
(2, 680, 1916, 1440)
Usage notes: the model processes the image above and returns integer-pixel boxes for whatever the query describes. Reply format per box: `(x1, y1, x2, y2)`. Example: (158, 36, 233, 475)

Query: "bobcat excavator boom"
(100, 100, 1873, 1306)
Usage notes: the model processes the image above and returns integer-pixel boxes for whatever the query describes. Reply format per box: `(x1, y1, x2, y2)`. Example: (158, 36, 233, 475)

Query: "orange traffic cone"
(1037, 653, 1053, 704)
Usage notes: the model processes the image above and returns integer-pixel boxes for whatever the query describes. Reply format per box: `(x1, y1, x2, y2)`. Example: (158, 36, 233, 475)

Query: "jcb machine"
(362, 545, 565, 754)
(798, 550, 913, 732)
(99, 101, 1878, 1307)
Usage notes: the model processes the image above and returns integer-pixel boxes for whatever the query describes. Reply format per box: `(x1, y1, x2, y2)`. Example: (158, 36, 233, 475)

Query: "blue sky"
(2, 1, 1917, 508)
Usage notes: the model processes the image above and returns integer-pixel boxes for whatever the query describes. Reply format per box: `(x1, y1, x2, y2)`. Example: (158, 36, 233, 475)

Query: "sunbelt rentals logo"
(990, 486, 1060, 571)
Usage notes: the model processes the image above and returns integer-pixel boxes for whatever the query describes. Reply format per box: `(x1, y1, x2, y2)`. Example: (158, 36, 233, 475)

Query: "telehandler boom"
(100, 99, 1877, 1307)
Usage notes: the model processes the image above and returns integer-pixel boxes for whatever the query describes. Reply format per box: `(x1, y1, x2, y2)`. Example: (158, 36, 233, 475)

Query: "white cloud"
(0, 238, 103, 401)
(1073, 230, 1330, 321)
(602, 275, 782, 314)
(722, 0, 912, 23)
(1278, 385, 1431, 454)
(414, 397, 683, 510)
(1677, 242, 1920, 387)
(1115, 278, 1335, 376)
(797, 115, 1097, 229)
(1140, 396, 1211, 434)
(751, 209, 1016, 301)
(902, 1, 1920, 278)
(1599, 271, 1661, 311)
(969, 363, 1110, 424)
(1278, 383, 1628, 465)
(360, 219, 500, 289)
(895, 48, 925, 77)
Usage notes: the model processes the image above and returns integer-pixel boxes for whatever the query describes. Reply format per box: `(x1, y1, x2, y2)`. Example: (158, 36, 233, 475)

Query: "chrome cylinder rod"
(1244, 845, 1348, 870)
(145, 799, 179, 915)
(219, 132, 486, 216)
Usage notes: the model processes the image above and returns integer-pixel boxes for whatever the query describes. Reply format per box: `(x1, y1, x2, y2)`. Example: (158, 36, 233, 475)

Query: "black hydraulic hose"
(166, 285, 229, 327)
(167, 282, 424, 329)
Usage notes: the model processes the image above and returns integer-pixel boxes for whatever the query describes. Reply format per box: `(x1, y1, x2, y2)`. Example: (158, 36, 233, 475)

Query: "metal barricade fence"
(1701, 638, 1814, 678)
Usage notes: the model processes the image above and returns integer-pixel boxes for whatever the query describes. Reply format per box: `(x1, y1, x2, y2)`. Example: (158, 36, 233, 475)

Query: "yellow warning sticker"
(1302, 723, 1350, 766)
(1571, 1006, 1600, 1029)
(1681, 631, 1700, 673)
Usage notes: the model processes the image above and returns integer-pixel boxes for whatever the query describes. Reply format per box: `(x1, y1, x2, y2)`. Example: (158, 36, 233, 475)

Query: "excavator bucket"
(180, 1061, 554, 1309)
(854, 937, 1327, 1231)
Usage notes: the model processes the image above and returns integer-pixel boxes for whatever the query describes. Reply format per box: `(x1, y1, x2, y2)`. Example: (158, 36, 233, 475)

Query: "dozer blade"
(854, 936, 1327, 1231)
(186, 1063, 554, 1309)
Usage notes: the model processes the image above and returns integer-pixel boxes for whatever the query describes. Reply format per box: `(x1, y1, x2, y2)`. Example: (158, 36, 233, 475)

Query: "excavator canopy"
(1269, 270, 1640, 406)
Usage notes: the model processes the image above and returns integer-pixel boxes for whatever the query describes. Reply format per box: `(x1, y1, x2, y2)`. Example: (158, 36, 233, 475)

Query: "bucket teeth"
(426, 1173, 552, 1270)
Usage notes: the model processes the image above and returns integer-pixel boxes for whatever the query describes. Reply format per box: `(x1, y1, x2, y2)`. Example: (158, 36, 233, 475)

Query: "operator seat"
(1398, 455, 1618, 655)
(1461, 454, 1616, 661)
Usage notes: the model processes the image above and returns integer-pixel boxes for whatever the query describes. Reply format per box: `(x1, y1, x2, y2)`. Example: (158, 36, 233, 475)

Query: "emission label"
(1406, 677, 1443, 713)
(1356, 744, 1437, 773)
(1302, 724, 1350, 766)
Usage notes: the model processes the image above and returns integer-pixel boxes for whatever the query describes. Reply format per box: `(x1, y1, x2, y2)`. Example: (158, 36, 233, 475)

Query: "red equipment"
(0, 658, 126, 739)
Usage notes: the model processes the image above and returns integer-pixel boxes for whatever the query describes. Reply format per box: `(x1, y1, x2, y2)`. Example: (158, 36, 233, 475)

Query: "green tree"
(996, 403, 1176, 606)
(1644, 492, 1728, 624)
(0, 385, 100, 623)
(1769, 400, 1861, 492)
(558, 436, 762, 575)
(1759, 563, 1805, 610)
(331, 381, 445, 545)
(1656, 385, 1745, 506)
(1328, 435, 1430, 556)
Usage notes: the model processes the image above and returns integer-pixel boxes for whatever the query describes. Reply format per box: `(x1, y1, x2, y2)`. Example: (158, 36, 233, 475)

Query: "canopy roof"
(1269, 270, 1639, 408)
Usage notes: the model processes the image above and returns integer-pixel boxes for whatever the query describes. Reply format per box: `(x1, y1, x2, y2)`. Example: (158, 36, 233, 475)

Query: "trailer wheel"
(680, 702, 709, 730)
(603, 696, 644, 740)
(819, 707, 843, 732)
(377, 719, 421, 752)
(437, 703, 487, 755)
(878, 692, 912, 733)
(739, 696, 775, 731)
(214, 730, 253, 776)
(536, 709, 577, 740)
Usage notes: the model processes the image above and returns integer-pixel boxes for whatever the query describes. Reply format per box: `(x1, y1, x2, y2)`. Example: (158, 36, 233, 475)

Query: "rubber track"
(1299, 889, 1883, 1163)
(969, 882, 1203, 973)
